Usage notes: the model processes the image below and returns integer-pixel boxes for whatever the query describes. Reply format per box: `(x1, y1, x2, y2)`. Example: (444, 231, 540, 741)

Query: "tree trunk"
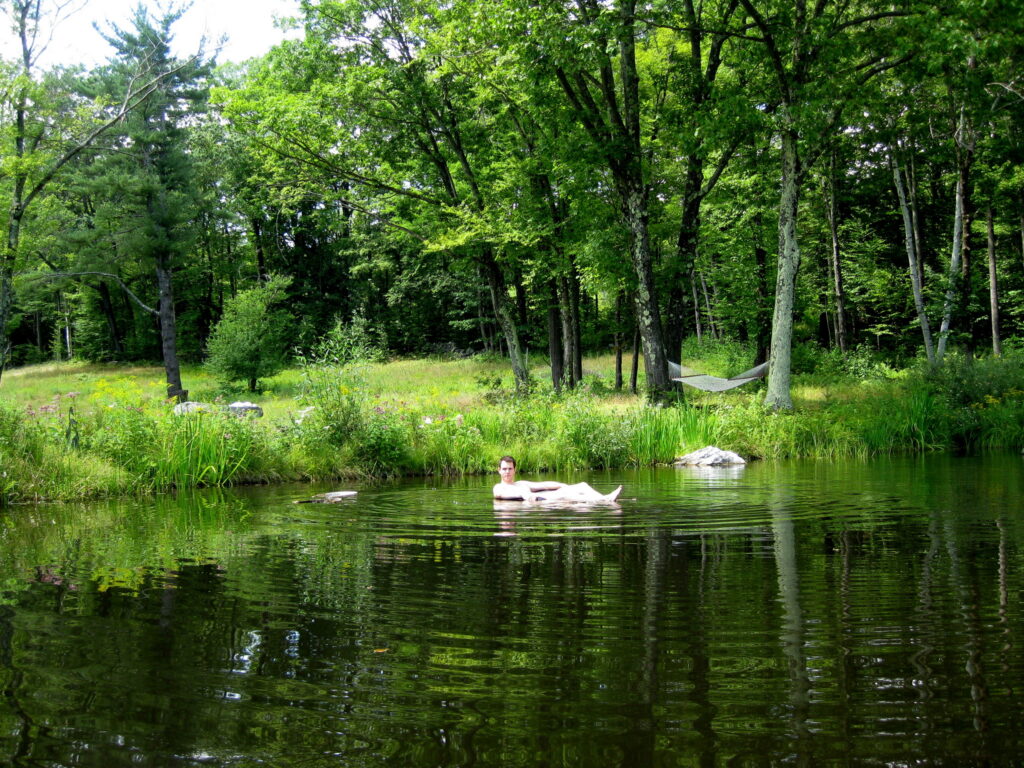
(753, 243, 770, 366)
(155, 253, 186, 402)
(569, 261, 583, 384)
(630, 325, 640, 394)
(624, 182, 670, 398)
(821, 160, 848, 352)
(699, 270, 717, 340)
(484, 256, 529, 390)
(892, 152, 935, 365)
(557, 276, 577, 389)
(764, 129, 802, 410)
(96, 281, 123, 356)
(547, 280, 564, 392)
(614, 291, 624, 390)
(937, 169, 968, 361)
(690, 267, 703, 342)
(0, 259, 14, 376)
(666, 161, 703, 363)
(987, 206, 1001, 356)
(938, 107, 976, 360)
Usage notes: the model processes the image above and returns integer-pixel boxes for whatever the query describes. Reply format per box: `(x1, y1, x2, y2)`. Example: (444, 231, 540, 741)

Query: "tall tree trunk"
(690, 267, 703, 342)
(892, 152, 935, 365)
(987, 206, 1001, 356)
(753, 243, 770, 366)
(667, 161, 703, 363)
(484, 256, 529, 390)
(765, 128, 802, 410)
(547, 280, 564, 392)
(630, 325, 640, 394)
(821, 159, 848, 352)
(938, 106, 976, 360)
(623, 181, 670, 398)
(937, 167, 968, 361)
(155, 253, 186, 402)
(557, 276, 577, 389)
(699, 270, 717, 340)
(250, 216, 267, 281)
(614, 291, 624, 390)
(569, 260, 583, 385)
(96, 281, 124, 356)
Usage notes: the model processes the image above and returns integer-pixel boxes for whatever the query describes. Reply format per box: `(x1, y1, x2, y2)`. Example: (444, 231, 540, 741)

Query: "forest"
(3, 0, 1023, 400)
(2, 0, 1024, 503)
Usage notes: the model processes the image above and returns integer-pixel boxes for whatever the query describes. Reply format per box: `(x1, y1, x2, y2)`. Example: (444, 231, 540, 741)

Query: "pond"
(1, 453, 1022, 766)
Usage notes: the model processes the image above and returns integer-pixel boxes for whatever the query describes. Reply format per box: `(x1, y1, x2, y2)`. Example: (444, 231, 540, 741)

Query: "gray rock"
(675, 446, 746, 466)
(173, 401, 217, 415)
(228, 401, 263, 418)
(295, 490, 358, 504)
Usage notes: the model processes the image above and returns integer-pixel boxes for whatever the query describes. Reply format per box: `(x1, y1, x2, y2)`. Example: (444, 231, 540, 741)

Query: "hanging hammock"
(669, 360, 769, 392)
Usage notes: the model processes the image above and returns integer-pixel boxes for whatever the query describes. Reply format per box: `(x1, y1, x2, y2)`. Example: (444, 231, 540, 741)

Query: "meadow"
(1, 341, 1022, 505)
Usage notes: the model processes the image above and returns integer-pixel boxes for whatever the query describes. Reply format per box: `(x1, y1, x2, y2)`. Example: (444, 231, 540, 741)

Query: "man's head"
(498, 455, 516, 482)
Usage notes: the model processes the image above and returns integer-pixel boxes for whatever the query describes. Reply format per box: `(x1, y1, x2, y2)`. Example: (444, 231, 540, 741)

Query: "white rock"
(295, 490, 358, 504)
(675, 446, 746, 466)
(228, 401, 263, 418)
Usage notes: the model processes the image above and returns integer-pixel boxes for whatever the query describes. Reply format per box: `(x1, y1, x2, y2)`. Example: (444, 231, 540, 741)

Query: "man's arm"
(524, 481, 566, 492)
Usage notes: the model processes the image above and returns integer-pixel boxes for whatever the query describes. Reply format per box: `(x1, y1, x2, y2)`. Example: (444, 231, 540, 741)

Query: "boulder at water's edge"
(675, 446, 746, 466)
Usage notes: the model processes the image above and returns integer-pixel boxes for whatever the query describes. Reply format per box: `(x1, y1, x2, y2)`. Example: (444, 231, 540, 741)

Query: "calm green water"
(1, 454, 1022, 766)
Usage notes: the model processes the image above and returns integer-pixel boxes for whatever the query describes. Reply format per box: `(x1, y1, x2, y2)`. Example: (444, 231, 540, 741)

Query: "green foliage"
(309, 314, 388, 367)
(205, 276, 293, 391)
(86, 405, 160, 475)
(154, 411, 274, 488)
(413, 413, 486, 476)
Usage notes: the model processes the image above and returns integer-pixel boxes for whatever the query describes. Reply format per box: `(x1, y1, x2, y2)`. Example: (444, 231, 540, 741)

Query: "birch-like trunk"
(937, 173, 966, 361)
(987, 207, 1001, 356)
(821, 164, 848, 352)
(764, 130, 801, 410)
(892, 152, 935, 365)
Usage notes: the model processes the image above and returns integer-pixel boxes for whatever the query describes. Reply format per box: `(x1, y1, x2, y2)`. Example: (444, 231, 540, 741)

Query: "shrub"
(351, 407, 410, 475)
(205, 275, 293, 391)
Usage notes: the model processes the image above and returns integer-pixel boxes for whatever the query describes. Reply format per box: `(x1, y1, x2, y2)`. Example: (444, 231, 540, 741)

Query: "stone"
(295, 491, 358, 504)
(675, 446, 746, 466)
(228, 401, 263, 418)
(173, 401, 216, 415)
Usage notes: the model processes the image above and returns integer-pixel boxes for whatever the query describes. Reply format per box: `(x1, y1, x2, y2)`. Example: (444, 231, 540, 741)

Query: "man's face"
(498, 461, 516, 483)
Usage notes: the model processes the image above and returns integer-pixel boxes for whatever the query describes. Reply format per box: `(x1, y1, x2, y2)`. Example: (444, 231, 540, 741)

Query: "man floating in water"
(492, 455, 621, 503)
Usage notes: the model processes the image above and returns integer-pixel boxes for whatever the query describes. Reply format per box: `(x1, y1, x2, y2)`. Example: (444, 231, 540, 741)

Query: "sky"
(6, 0, 303, 69)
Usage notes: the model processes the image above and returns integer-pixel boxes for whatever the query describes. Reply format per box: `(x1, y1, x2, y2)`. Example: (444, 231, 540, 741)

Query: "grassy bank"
(1, 347, 1022, 505)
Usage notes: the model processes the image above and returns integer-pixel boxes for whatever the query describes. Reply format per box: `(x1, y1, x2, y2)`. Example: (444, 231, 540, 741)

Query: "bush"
(205, 275, 293, 391)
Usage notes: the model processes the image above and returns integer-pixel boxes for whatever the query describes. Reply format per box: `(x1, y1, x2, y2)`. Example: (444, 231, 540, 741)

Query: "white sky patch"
(6, 0, 303, 70)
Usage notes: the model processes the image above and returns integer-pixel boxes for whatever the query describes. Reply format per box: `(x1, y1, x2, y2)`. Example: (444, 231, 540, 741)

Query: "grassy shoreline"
(2, 350, 1022, 506)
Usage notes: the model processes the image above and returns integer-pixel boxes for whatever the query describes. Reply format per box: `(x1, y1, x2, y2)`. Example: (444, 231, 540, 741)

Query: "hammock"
(669, 360, 769, 392)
